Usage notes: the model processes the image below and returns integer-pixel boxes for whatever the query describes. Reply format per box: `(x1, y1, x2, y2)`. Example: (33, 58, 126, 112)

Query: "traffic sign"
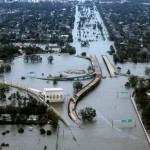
(121, 91, 128, 94)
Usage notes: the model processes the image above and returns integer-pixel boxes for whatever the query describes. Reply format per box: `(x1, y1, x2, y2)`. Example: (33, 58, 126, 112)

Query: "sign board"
(112, 119, 136, 127)
(121, 91, 128, 94)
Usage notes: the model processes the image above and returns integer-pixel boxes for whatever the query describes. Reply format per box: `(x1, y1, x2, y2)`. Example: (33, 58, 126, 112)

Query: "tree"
(4, 64, 11, 72)
(40, 128, 46, 134)
(60, 45, 76, 55)
(126, 69, 131, 75)
(48, 110, 59, 130)
(53, 77, 58, 85)
(81, 52, 86, 57)
(128, 76, 138, 88)
(73, 81, 83, 92)
(145, 67, 150, 77)
(113, 54, 119, 63)
(18, 128, 24, 133)
(80, 107, 96, 122)
(48, 56, 54, 63)
(0, 65, 4, 75)
(125, 82, 130, 88)
(47, 130, 51, 135)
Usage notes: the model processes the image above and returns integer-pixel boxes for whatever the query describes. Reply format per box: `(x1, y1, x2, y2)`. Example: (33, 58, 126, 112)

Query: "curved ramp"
(68, 56, 101, 122)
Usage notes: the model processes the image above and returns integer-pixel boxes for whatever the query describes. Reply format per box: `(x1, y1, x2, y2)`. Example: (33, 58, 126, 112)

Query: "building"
(42, 88, 64, 103)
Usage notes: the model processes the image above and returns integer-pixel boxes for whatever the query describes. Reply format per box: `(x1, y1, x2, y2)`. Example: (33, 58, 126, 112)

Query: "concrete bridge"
(68, 56, 101, 122)
(102, 55, 117, 77)
(0, 80, 69, 127)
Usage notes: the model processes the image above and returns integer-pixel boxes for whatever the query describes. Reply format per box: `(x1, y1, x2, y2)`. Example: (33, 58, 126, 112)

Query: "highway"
(102, 55, 117, 77)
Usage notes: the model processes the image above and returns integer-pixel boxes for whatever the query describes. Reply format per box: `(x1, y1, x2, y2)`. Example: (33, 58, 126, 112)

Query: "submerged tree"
(128, 76, 138, 88)
(73, 81, 83, 92)
(126, 69, 131, 76)
(48, 56, 54, 63)
(53, 77, 58, 85)
(80, 107, 96, 122)
(145, 67, 150, 77)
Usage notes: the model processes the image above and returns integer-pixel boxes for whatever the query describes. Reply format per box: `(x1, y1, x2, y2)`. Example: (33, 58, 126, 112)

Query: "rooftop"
(43, 88, 63, 92)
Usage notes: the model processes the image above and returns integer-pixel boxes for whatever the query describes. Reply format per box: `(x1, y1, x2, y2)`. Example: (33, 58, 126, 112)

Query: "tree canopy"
(80, 107, 96, 122)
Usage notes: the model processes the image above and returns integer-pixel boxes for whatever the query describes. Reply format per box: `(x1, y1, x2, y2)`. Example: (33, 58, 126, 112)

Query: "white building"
(42, 88, 64, 103)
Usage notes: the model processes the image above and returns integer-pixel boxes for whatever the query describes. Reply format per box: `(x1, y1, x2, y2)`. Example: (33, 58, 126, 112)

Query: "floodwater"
(0, 2, 150, 150)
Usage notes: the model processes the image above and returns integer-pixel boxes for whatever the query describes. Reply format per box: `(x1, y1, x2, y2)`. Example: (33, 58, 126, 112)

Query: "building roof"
(43, 88, 63, 92)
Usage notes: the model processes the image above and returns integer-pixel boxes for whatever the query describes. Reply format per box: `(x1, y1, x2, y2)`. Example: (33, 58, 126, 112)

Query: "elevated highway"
(102, 55, 117, 77)
(68, 56, 101, 122)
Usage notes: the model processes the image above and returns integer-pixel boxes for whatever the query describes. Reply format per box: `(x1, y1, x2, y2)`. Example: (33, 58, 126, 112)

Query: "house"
(42, 88, 64, 103)
(46, 44, 61, 52)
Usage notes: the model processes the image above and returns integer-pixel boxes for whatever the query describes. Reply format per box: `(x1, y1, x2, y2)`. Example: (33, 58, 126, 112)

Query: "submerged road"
(68, 1, 150, 150)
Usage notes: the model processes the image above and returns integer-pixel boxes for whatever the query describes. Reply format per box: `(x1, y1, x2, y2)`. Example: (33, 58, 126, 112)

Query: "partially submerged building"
(42, 88, 64, 103)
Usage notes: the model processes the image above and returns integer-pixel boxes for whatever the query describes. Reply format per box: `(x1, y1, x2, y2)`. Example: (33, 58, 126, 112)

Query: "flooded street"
(0, 1, 150, 150)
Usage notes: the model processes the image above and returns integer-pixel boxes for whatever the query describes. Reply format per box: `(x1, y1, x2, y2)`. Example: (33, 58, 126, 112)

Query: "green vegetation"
(145, 67, 150, 77)
(2, 130, 10, 136)
(40, 128, 46, 135)
(80, 107, 96, 122)
(18, 128, 24, 133)
(81, 52, 86, 57)
(60, 45, 76, 55)
(108, 45, 115, 55)
(125, 82, 130, 88)
(0, 44, 19, 60)
(0, 92, 47, 125)
(0, 84, 9, 99)
(0, 90, 61, 127)
(81, 41, 89, 47)
(128, 77, 150, 129)
(53, 77, 58, 85)
(21, 76, 26, 80)
(0, 64, 11, 75)
(48, 110, 59, 130)
(1, 143, 9, 147)
(46, 130, 52, 135)
(126, 69, 131, 76)
(96, 1, 150, 63)
(23, 46, 43, 55)
(48, 56, 54, 63)
(0, 2, 75, 44)
(73, 81, 83, 92)
(128, 76, 138, 88)
(24, 55, 42, 63)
